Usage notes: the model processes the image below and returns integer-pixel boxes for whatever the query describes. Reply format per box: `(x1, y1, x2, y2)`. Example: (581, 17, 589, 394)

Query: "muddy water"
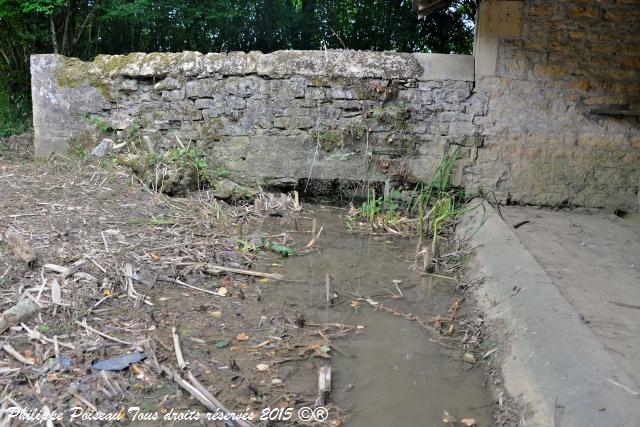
(257, 206, 492, 426)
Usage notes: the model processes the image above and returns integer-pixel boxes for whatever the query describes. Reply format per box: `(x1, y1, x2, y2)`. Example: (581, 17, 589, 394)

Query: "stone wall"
(31, 51, 478, 190)
(31, 0, 640, 211)
(468, 0, 640, 211)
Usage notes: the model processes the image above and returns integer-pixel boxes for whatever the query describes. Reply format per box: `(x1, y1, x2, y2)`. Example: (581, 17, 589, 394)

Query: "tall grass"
(351, 145, 485, 261)
(408, 146, 485, 256)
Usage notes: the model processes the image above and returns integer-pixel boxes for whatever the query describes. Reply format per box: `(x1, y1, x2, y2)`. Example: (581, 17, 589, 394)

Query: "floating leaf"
(209, 311, 223, 319)
(214, 340, 230, 348)
(319, 345, 331, 354)
(236, 333, 249, 341)
(217, 287, 228, 296)
(102, 289, 112, 297)
(259, 278, 269, 284)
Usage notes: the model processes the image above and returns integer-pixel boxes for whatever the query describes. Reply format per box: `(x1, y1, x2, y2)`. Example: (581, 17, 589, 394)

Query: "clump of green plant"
(348, 146, 484, 251)
(351, 187, 404, 231)
(168, 146, 208, 176)
(312, 130, 342, 152)
(87, 114, 113, 134)
(72, 145, 90, 159)
(235, 238, 294, 257)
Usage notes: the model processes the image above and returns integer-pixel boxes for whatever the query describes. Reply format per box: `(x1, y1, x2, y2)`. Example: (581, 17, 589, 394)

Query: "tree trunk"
(50, 15, 59, 54)
(61, 0, 74, 55)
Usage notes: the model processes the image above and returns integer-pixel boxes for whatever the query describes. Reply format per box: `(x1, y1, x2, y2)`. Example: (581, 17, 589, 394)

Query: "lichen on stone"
(55, 56, 113, 100)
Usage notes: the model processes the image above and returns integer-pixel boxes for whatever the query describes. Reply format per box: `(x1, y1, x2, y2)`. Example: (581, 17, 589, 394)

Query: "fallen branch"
(43, 259, 88, 279)
(21, 323, 75, 350)
(205, 264, 283, 281)
(160, 365, 254, 427)
(2, 344, 34, 365)
(161, 276, 224, 296)
(171, 327, 186, 370)
(75, 320, 132, 346)
(60, 259, 87, 280)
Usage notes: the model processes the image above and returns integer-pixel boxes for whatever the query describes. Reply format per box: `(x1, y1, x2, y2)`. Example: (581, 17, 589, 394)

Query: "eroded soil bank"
(0, 148, 496, 426)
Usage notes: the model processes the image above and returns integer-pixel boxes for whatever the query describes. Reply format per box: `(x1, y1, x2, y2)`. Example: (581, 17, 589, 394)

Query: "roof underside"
(416, 0, 456, 17)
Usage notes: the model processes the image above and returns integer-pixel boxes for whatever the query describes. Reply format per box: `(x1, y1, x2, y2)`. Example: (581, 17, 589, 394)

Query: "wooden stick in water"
(325, 274, 333, 305)
(317, 366, 332, 405)
(205, 265, 283, 281)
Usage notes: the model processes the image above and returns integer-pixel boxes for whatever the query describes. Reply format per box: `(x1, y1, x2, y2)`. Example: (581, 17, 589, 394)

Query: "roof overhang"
(416, 0, 456, 17)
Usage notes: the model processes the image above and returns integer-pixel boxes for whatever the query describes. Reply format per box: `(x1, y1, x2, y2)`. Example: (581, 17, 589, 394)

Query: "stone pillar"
(31, 54, 108, 158)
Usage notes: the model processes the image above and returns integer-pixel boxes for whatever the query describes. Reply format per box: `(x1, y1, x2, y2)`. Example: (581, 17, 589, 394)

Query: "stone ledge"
(32, 50, 474, 82)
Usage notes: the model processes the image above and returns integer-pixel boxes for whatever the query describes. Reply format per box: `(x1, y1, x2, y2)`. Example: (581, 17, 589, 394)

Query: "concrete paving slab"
(459, 202, 640, 427)
(502, 206, 640, 387)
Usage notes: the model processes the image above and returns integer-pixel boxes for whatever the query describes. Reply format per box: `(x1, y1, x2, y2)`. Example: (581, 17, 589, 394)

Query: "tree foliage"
(0, 0, 476, 136)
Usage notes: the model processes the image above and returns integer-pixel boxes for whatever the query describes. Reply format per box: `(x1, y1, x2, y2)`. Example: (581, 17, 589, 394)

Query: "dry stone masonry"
(31, 51, 478, 191)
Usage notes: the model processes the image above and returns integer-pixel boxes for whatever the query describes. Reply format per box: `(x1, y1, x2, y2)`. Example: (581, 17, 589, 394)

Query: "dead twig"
(171, 327, 187, 370)
(2, 344, 34, 365)
(75, 319, 132, 346)
(205, 264, 283, 281)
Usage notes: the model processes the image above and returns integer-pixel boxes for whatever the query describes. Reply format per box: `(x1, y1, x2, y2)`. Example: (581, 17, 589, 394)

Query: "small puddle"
(255, 206, 492, 426)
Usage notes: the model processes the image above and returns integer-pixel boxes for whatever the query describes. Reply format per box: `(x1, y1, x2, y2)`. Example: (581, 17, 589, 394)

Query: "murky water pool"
(255, 206, 492, 426)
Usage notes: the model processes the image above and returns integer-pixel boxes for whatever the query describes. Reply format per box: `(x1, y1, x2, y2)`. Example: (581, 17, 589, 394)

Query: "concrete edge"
(31, 50, 475, 81)
(458, 201, 640, 427)
(414, 53, 475, 81)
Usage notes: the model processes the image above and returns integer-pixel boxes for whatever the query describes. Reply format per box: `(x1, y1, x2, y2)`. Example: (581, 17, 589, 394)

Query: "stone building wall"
(31, 51, 478, 190)
(468, 0, 640, 211)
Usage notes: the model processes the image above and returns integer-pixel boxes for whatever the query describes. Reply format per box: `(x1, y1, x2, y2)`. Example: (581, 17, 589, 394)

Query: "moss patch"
(312, 130, 342, 152)
(56, 57, 112, 100)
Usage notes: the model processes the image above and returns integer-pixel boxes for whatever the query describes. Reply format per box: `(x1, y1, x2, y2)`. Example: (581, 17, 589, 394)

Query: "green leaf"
(268, 241, 293, 257)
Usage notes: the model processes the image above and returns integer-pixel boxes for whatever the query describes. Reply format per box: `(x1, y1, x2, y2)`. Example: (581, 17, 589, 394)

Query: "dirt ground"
(0, 137, 497, 426)
(502, 206, 640, 388)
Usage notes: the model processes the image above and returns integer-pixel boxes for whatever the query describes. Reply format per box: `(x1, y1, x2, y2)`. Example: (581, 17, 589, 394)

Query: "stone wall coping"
(31, 49, 474, 82)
